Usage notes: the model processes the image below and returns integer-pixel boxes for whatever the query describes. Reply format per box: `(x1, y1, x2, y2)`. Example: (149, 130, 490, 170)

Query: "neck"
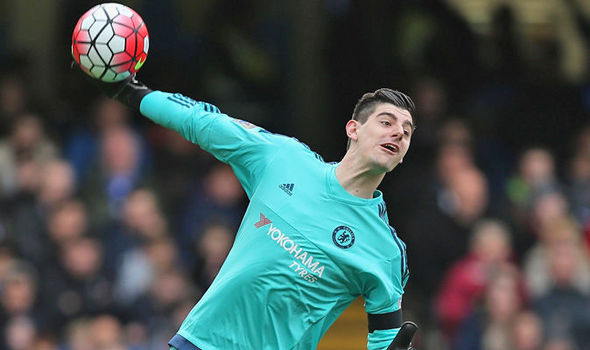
(335, 151, 386, 199)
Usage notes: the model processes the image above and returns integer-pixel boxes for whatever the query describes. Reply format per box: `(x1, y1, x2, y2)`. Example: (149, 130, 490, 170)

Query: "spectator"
(533, 236, 590, 349)
(65, 97, 148, 183)
(88, 314, 127, 350)
(0, 261, 40, 349)
(0, 244, 17, 279)
(567, 150, 590, 249)
(37, 159, 77, 209)
(0, 262, 39, 317)
(511, 311, 543, 350)
(528, 191, 571, 242)
(41, 200, 93, 289)
(178, 163, 245, 267)
(61, 318, 92, 350)
(81, 125, 151, 227)
(455, 265, 525, 350)
(127, 268, 198, 349)
(436, 125, 475, 184)
(27, 333, 58, 350)
(40, 236, 115, 333)
(193, 221, 234, 292)
(408, 164, 490, 301)
(27, 334, 59, 350)
(523, 215, 590, 298)
(436, 219, 513, 341)
(46, 200, 89, 247)
(6, 159, 76, 267)
(145, 236, 179, 274)
(505, 147, 561, 255)
(0, 114, 58, 199)
(114, 236, 179, 311)
(566, 125, 590, 242)
(4, 316, 36, 350)
(104, 188, 168, 276)
(0, 74, 28, 138)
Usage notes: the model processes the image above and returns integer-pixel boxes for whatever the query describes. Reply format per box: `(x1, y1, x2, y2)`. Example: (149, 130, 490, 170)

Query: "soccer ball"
(72, 3, 149, 82)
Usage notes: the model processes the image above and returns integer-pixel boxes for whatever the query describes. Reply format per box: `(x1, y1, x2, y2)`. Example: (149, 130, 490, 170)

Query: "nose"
(391, 125, 404, 139)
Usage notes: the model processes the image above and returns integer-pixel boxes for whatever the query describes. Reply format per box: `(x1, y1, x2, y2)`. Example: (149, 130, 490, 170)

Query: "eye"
(380, 120, 391, 126)
(403, 130, 410, 136)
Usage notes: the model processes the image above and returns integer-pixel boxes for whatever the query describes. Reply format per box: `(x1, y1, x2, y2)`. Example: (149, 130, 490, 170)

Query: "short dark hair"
(351, 88, 416, 125)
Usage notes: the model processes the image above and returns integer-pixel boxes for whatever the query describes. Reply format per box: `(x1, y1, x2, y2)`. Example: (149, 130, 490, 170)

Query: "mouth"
(380, 143, 399, 154)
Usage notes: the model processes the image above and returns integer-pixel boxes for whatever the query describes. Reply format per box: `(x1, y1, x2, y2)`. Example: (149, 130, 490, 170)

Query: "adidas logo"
(279, 183, 295, 196)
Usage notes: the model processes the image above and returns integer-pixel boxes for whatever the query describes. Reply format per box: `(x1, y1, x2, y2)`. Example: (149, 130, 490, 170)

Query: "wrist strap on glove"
(101, 75, 152, 111)
(73, 61, 152, 110)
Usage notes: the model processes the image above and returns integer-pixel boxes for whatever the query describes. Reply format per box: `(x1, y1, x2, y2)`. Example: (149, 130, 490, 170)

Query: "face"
(347, 103, 414, 173)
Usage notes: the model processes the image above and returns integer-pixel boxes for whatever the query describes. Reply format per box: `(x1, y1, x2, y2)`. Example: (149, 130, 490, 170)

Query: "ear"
(345, 120, 360, 143)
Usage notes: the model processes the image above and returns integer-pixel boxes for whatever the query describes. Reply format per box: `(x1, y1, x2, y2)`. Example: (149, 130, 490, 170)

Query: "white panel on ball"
(109, 35, 125, 54)
(88, 21, 106, 40)
(87, 46, 103, 66)
(118, 5, 134, 17)
(144, 36, 149, 53)
(80, 55, 93, 70)
(91, 66, 106, 78)
(102, 70, 117, 82)
(102, 4, 120, 19)
(95, 44, 113, 64)
(93, 7, 108, 21)
(95, 25, 114, 44)
(80, 16, 95, 30)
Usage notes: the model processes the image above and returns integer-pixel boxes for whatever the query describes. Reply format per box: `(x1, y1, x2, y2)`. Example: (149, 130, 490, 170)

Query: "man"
(91, 76, 417, 349)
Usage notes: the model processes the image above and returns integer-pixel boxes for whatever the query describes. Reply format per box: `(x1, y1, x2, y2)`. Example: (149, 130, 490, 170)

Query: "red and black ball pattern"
(72, 3, 149, 82)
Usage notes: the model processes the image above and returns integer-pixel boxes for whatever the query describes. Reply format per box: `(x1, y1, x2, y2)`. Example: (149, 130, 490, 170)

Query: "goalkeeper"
(92, 76, 418, 350)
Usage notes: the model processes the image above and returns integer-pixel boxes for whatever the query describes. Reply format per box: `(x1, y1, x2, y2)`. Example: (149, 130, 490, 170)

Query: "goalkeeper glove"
(72, 62, 152, 110)
(97, 74, 152, 110)
(388, 321, 418, 350)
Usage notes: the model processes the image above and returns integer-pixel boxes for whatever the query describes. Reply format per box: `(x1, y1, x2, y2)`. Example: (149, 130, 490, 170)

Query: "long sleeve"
(368, 327, 400, 350)
(139, 91, 286, 197)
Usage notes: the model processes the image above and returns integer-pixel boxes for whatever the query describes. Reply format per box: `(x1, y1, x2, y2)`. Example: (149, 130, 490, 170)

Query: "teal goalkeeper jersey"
(140, 92, 410, 350)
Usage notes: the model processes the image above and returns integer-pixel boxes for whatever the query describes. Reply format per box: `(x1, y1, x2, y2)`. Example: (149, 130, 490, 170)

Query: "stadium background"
(0, 0, 590, 349)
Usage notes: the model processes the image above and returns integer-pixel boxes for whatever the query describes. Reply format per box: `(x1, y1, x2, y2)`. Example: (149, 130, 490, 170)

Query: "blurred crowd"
(399, 118, 590, 350)
(0, 90, 247, 349)
(0, 0, 590, 350)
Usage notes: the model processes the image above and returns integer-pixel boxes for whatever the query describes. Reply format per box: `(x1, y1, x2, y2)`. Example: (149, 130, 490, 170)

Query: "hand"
(72, 62, 151, 110)
(71, 60, 129, 97)
(105, 74, 152, 110)
(387, 321, 418, 350)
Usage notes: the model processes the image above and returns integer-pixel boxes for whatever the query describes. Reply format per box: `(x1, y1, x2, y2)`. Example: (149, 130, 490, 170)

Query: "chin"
(385, 163, 399, 173)
(368, 155, 400, 173)
(370, 161, 396, 174)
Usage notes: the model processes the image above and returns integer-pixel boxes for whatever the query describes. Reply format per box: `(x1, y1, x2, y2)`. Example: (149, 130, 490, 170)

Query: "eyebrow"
(376, 112, 415, 132)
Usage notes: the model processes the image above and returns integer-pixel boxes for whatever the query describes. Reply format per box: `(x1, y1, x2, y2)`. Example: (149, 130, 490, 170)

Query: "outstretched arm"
(88, 74, 284, 197)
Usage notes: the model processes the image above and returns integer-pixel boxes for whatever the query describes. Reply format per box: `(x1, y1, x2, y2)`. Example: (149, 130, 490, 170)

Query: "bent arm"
(367, 310, 402, 349)
(369, 328, 400, 350)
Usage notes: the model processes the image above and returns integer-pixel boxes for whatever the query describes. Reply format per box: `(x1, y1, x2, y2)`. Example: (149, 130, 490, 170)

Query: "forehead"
(368, 103, 413, 125)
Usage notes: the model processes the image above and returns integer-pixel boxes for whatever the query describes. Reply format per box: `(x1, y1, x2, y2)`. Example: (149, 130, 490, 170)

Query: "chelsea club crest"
(332, 226, 355, 249)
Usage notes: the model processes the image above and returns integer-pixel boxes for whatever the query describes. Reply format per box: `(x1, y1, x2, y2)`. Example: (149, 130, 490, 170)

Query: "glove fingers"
(396, 321, 418, 345)
(388, 321, 418, 350)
